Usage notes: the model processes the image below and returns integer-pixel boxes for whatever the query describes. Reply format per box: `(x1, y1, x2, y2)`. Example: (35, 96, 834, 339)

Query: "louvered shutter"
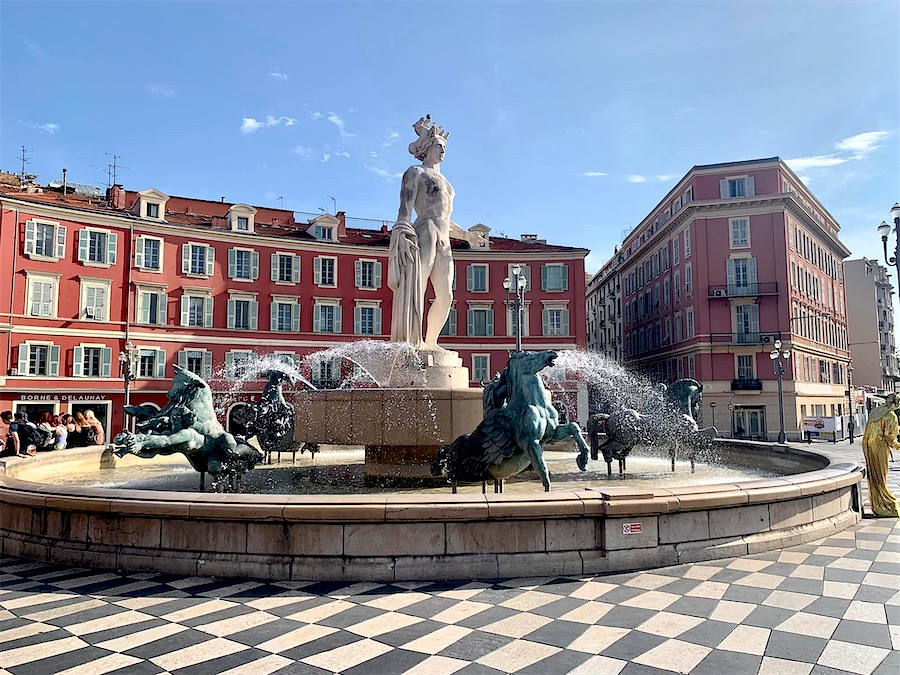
(374, 262, 383, 288)
(249, 300, 258, 330)
(101, 348, 112, 378)
(177, 350, 188, 370)
(204, 297, 213, 327)
(726, 259, 735, 292)
(561, 265, 569, 291)
(24, 221, 36, 255)
(251, 252, 259, 280)
(313, 305, 321, 332)
(72, 346, 84, 377)
(180, 295, 189, 326)
(107, 233, 117, 265)
(270, 302, 279, 330)
(56, 226, 66, 259)
(182, 244, 190, 273)
(139, 292, 150, 323)
(467, 308, 474, 335)
(225, 352, 234, 377)
(271, 253, 279, 282)
(156, 349, 166, 378)
(202, 351, 212, 379)
(486, 309, 493, 336)
(78, 230, 89, 262)
(541, 265, 548, 291)
(292, 255, 301, 283)
(746, 176, 755, 196)
(466, 265, 474, 291)
(227, 299, 236, 329)
(749, 257, 758, 285)
(355, 260, 362, 288)
(749, 305, 760, 336)
(447, 308, 456, 336)
(562, 309, 570, 336)
(48, 345, 60, 377)
(134, 236, 145, 268)
(314, 257, 322, 285)
(374, 307, 382, 335)
(292, 304, 300, 332)
(205, 246, 215, 276)
(353, 306, 361, 334)
(228, 249, 236, 279)
(334, 306, 342, 333)
(542, 309, 550, 336)
(720, 179, 728, 198)
(17, 345, 29, 374)
(159, 293, 167, 325)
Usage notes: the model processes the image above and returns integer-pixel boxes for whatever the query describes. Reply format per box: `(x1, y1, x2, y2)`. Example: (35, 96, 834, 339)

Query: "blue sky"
(2, 1, 898, 275)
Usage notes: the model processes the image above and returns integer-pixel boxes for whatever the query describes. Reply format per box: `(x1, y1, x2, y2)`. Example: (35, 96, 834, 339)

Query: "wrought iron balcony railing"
(731, 378, 763, 391)
(708, 282, 779, 298)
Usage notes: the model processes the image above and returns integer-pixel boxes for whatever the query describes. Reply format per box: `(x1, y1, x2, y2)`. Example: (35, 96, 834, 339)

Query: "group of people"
(0, 409, 105, 458)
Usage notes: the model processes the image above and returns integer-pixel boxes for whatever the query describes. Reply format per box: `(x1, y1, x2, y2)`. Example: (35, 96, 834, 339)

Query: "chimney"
(337, 210, 347, 238)
(60, 168, 67, 201)
(107, 184, 126, 209)
(221, 197, 226, 203)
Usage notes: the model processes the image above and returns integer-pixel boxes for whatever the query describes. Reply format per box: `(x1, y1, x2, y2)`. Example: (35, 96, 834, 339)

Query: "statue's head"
(409, 114, 450, 162)
(507, 350, 558, 378)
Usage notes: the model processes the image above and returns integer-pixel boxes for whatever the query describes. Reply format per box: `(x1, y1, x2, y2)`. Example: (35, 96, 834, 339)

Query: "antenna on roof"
(327, 195, 336, 213)
(20, 146, 30, 185)
(105, 153, 128, 188)
(277, 196, 284, 208)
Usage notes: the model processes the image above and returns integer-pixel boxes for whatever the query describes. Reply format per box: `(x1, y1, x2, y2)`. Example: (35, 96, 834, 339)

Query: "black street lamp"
(118, 340, 137, 408)
(769, 338, 791, 443)
(876, 202, 900, 279)
(503, 264, 528, 352)
(847, 362, 855, 443)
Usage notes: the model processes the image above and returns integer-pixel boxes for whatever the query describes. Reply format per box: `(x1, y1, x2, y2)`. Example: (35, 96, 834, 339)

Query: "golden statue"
(861, 394, 900, 518)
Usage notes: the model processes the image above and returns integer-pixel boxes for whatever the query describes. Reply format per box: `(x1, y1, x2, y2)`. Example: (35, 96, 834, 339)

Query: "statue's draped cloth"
(388, 222, 423, 345)
(862, 406, 900, 518)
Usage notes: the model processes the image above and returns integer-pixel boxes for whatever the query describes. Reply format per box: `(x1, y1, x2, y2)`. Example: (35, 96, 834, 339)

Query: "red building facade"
(0, 186, 588, 437)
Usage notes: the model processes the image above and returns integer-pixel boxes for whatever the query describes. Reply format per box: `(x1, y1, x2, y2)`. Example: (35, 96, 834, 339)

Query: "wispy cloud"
(326, 112, 354, 139)
(147, 83, 175, 97)
(655, 174, 677, 182)
(24, 121, 59, 134)
(786, 130, 890, 172)
(269, 67, 289, 81)
(369, 151, 380, 158)
(310, 112, 324, 120)
(241, 115, 297, 133)
(321, 153, 331, 163)
(24, 38, 47, 62)
(673, 107, 695, 118)
(382, 130, 401, 147)
(365, 165, 403, 182)
(335, 151, 350, 158)
(292, 146, 315, 158)
(582, 171, 608, 177)
(798, 176, 812, 184)
(626, 175, 647, 183)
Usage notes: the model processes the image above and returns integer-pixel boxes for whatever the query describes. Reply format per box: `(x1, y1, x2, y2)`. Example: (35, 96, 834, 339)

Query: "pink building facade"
(611, 157, 851, 440)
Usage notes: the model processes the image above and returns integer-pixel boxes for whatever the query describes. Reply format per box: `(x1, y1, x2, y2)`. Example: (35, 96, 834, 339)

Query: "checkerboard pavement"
(0, 447, 897, 674)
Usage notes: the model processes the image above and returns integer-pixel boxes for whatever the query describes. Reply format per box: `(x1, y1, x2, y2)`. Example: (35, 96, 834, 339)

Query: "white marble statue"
(388, 115, 479, 350)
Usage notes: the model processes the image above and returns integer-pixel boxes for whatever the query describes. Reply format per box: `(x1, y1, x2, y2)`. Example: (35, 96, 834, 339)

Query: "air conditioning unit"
(761, 335, 773, 344)
(9, 367, 18, 376)
(713, 289, 726, 298)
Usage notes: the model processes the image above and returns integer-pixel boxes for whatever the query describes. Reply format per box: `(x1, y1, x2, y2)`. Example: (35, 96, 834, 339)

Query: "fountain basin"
(0, 441, 863, 581)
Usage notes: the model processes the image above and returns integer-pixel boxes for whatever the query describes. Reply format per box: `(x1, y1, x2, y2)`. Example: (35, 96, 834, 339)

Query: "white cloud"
(269, 67, 289, 81)
(241, 118, 264, 133)
(784, 155, 849, 171)
(321, 153, 331, 162)
(582, 171, 608, 177)
(292, 146, 315, 158)
(382, 130, 401, 147)
(655, 174, 677, 182)
(365, 165, 403, 182)
(264, 115, 296, 127)
(310, 111, 323, 120)
(147, 83, 175, 97)
(24, 38, 47, 62)
(335, 151, 350, 158)
(24, 121, 59, 134)
(369, 151, 380, 158)
(835, 131, 890, 155)
(798, 176, 811, 184)
(241, 115, 296, 133)
(326, 112, 354, 139)
(626, 175, 647, 183)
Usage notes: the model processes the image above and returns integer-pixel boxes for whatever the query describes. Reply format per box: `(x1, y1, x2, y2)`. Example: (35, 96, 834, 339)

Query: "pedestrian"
(12, 412, 38, 456)
(53, 415, 68, 450)
(0, 411, 20, 458)
(74, 411, 94, 445)
(66, 413, 86, 448)
(84, 409, 105, 446)
(37, 412, 57, 451)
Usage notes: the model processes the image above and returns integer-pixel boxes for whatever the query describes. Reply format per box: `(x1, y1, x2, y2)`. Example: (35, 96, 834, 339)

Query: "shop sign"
(802, 416, 842, 433)
(622, 523, 643, 535)
(18, 394, 109, 401)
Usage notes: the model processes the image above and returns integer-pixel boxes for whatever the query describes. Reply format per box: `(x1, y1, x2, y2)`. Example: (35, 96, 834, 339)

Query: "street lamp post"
(847, 362, 855, 444)
(876, 202, 900, 280)
(503, 264, 528, 352)
(118, 340, 137, 410)
(769, 339, 791, 444)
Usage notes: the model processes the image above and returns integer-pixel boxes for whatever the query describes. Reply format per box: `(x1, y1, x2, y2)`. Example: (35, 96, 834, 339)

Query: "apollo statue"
(388, 115, 481, 350)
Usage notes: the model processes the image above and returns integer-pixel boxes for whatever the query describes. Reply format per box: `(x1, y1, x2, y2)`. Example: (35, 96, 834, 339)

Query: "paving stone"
(691, 649, 763, 675)
(831, 620, 894, 650)
(764, 630, 827, 663)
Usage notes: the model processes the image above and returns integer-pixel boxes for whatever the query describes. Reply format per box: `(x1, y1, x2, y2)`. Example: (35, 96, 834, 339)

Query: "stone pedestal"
(386, 349, 471, 390)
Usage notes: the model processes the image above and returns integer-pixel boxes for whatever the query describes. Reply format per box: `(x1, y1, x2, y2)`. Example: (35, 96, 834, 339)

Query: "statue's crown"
(413, 114, 449, 142)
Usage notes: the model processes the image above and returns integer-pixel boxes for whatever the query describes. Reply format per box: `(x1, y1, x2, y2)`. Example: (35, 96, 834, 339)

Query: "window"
(146, 203, 160, 219)
(225, 351, 254, 379)
(227, 297, 258, 330)
(314, 257, 337, 286)
(137, 289, 167, 325)
(673, 238, 680, 265)
(354, 304, 382, 335)
(664, 277, 671, 305)
(181, 293, 213, 328)
(507, 264, 532, 291)
(440, 307, 457, 336)
(727, 257, 758, 294)
(313, 302, 342, 333)
(24, 219, 66, 259)
(271, 300, 300, 332)
(720, 176, 756, 199)
(355, 259, 382, 289)
(271, 253, 301, 284)
(737, 355, 754, 379)
(506, 302, 529, 337)
(236, 216, 249, 231)
(542, 264, 569, 291)
(312, 357, 342, 388)
(729, 178, 746, 197)
(542, 305, 570, 336)
(179, 349, 212, 379)
(81, 283, 109, 321)
(182, 243, 215, 276)
(467, 264, 489, 292)
(314, 225, 334, 241)
(688, 356, 695, 379)
(472, 354, 490, 383)
(228, 249, 259, 281)
(18, 343, 60, 377)
(685, 265, 693, 294)
(135, 236, 162, 270)
(467, 306, 494, 336)
(138, 348, 166, 379)
(684, 229, 691, 257)
(730, 218, 750, 248)
(674, 271, 681, 299)
(26, 273, 58, 318)
(735, 304, 760, 343)
(73, 345, 112, 378)
(77, 228, 117, 266)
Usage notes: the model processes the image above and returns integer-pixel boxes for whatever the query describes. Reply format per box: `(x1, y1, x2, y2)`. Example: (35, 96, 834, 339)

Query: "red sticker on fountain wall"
(622, 523, 643, 535)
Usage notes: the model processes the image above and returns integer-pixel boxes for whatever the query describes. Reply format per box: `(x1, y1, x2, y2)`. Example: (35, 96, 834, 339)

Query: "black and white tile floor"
(0, 450, 897, 675)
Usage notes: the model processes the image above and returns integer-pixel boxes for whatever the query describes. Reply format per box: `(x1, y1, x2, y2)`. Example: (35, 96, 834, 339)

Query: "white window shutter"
(180, 295, 189, 326)
(374, 307, 382, 334)
(78, 230, 89, 262)
(205, 246, 215, 276)
(270, 253, 279, 282)
(139, 292, 150, 323)
(24, 221, 36, 254)
(313, 305, 321, 333)
(374, 261, 383, 288)
(486, 309, 494, 336)
(227, 298, 236, 329)
(355, 260, 362, 288)
(749, 257, 758, 284)
(72, 346, 84, 377)
(249, 300, 258, 330)
(202, 351, 212, 379)
(182, 244, 190, 273)
(750, 305, 760, 335)
(746, 176, 755, 196)
(251, 251, 259, 280)
(466, 265, 474, 291)
(156, 349, 166, 378)
(292, 304, 300, 332)
(270, 302, 278, 331)
(101, 348, 112, 378)
(107, 233, 118, 265)
(228, 249, 236, 278)
(49, 345, 60, 377)
(177, 350, 188, 370)
(314, 257, 322, 285)
(720, 179, 728, 198)
(292, 255, 301, 283)
(56, 225, 67, 259)
(562, 309, 570, 336)
(726, 259, 735, 289)
(18, 345, 29, 374)
(159, 293, 167, 325)
(354, 306, 361, 334)
(204, 297, 213, 327)
(334, 306, 342, 333)
(134, 236, 145, 268)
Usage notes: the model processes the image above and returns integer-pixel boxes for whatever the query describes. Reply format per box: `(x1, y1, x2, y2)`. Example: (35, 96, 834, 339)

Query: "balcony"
(710, 332, 782, 346)
(708, 282, 779, 298)
(731, 378, 763, 391)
